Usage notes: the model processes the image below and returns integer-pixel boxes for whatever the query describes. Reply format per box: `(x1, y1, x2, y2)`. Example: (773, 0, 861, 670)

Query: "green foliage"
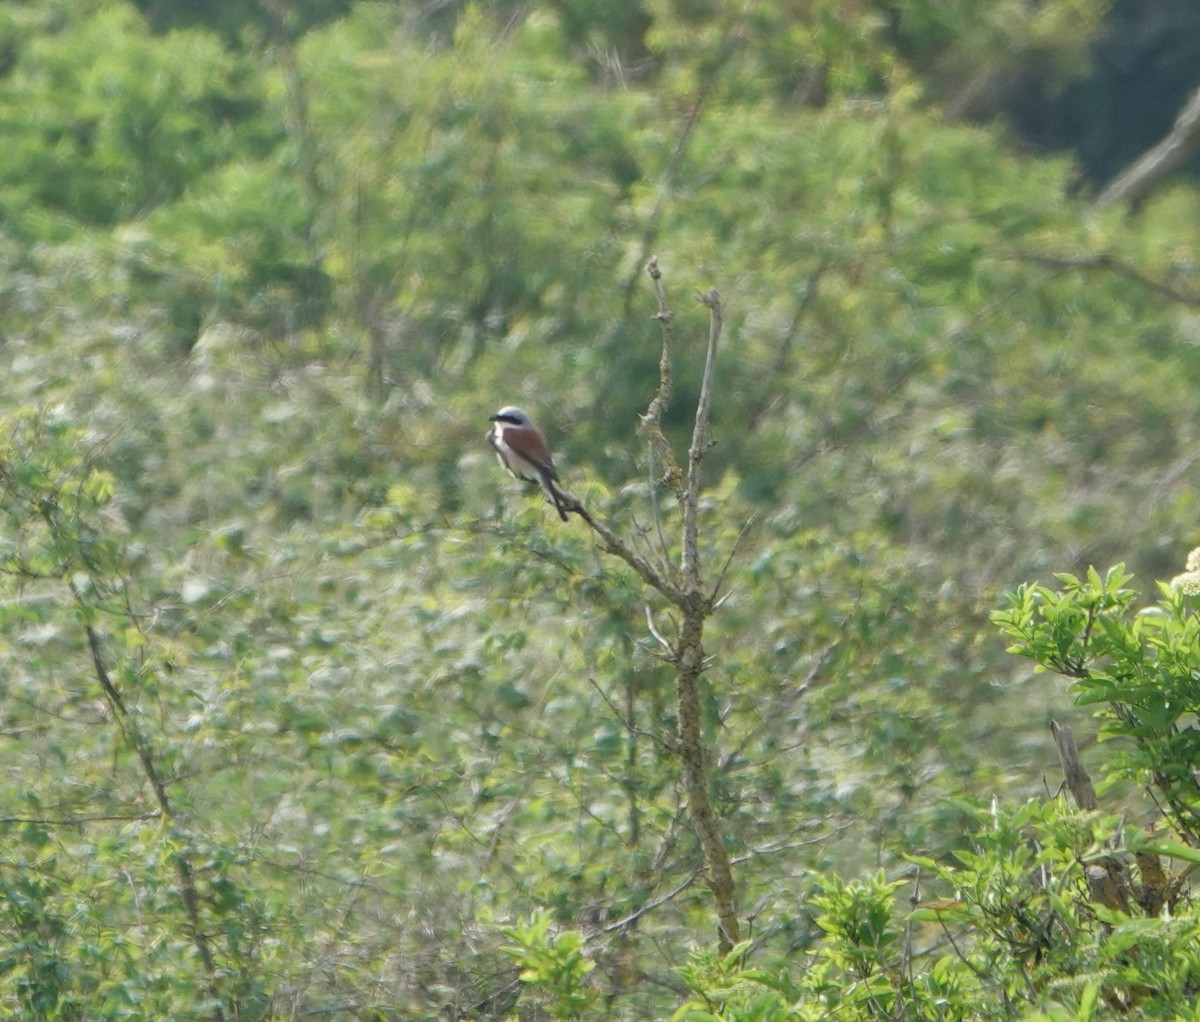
(811, 871, 906, 986)
(995, 564, 1200, 844)
(671, 553, 1200, 1022)
(0, 4, 272, 229)
(0, 410, 280, 1019)
(131, 0, 352, 43)
(500, 910, 597, 1020)
(1, 0, 1200, 1019)
(912, 800, 1138, 1017)
(672, 798, 1200, 1022)
(673, 943, 797, 1022)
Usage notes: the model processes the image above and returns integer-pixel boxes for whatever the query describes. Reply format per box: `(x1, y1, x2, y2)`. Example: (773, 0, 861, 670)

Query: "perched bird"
(486, 406, 569, 521)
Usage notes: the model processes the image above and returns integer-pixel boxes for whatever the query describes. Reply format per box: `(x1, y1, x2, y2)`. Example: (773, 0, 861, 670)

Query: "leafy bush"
(671, 563, 1200, 1022)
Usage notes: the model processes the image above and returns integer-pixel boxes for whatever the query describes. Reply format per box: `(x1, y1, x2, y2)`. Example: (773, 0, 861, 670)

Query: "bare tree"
(557, 258, 741, 954)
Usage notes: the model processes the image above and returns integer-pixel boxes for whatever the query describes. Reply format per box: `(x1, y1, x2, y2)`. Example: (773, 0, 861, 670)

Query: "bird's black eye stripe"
(492, 414, 522, 425)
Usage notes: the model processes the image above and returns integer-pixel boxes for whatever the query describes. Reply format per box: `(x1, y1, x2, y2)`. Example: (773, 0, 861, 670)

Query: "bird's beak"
(488, 414, 501, 421)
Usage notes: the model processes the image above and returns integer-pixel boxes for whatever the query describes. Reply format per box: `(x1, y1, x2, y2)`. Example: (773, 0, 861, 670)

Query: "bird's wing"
(504, 426, 558, 480)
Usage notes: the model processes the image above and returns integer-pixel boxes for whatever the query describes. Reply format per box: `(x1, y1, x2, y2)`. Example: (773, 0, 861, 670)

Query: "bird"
(486, 406, 569, 521)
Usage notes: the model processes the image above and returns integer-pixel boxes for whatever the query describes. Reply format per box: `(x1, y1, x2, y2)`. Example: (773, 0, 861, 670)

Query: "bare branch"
(709, 512, 758, 606)
(64, 578, 225, 1022)
(586, 674, 672, 752)
(681, 288, 723, 591)
(1050, 719, 1098, 811)
(0, 811, 162, 826)
(1094, 84, 1200, 209)
(493, 263, 743, 956)
(1003, 248, 1200, 306)
(555, 495, 683, 603)
(647, 458, 675, 574)
(641, 257, 685, 500)
(644, 605, 675, 656)
(592, 869, 704, 936)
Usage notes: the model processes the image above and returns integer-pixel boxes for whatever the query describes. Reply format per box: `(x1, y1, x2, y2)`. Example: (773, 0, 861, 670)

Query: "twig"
(1003, 248, 1200, 307)
(681, 288, 722, 591)
(564, 497, 684, 604)
(593, 869, 704, 936)
(641, 257, 685, 499)
(0, 811, 162, 826)
(644, 606, 675, 656)
(709, 512, 757, 606)
(586, 675, 671, 752)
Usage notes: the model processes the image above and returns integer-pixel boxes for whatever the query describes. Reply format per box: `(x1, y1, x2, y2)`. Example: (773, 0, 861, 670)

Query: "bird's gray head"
(490, 406, 531, 426)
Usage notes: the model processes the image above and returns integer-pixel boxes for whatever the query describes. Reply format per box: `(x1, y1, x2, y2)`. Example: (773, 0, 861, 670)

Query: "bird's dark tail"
(543, 477, 570, 521)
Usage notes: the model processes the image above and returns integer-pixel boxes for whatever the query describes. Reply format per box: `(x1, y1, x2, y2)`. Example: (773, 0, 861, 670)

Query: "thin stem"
(681, 289, 722, 590)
